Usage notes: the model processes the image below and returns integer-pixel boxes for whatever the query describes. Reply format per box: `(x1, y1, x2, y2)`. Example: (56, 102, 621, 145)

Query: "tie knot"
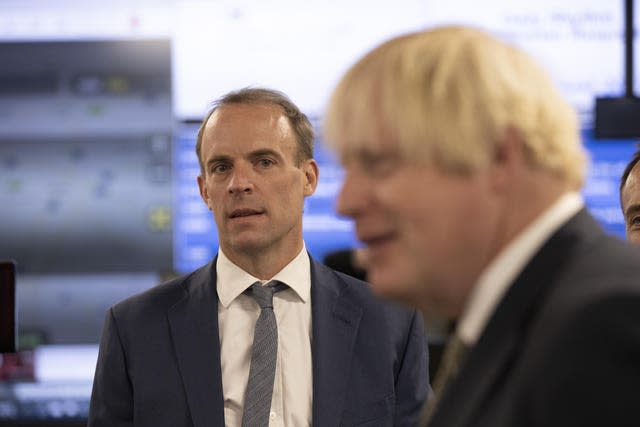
(248, 280, 287, 309)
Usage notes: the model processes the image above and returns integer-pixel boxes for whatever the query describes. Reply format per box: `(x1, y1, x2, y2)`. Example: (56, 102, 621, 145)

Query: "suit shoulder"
(331, 268, 371, 292)
(315, 260, 418, 321)
(111, 265, 210, 320)
(569, 233, 640, 288)
(542, 232, 640, 319)
(561, 212, 640, 279)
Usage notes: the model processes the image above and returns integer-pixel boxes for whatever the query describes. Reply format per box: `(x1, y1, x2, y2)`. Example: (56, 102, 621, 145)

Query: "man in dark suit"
(88, 87, 429, 427)
(323, 25, 640, 427)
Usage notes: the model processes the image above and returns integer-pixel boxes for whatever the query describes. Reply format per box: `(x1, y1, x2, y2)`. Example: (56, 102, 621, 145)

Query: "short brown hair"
(195, 87, 314, 174)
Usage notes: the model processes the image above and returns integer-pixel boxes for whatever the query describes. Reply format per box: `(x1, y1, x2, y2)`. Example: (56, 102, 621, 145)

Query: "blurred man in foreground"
(324, 25, 640, 427)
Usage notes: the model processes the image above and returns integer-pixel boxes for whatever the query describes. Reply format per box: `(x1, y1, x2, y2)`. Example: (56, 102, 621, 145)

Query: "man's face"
(197, 103, 318, 262)
(336, 138, 500, 317)
(621, 162, 640, 245)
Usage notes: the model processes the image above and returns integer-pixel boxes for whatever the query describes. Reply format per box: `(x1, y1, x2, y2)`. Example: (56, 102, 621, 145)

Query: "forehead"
(335, 123, 424, 172)
(330, 106, 401, 159)
(202, 103, 294, 153)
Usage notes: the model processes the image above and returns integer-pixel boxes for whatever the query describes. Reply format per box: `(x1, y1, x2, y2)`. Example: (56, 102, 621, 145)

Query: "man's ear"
(491, 127, 525, 192)
(302, 159, 319, 197)
(197, 174, 212, 210)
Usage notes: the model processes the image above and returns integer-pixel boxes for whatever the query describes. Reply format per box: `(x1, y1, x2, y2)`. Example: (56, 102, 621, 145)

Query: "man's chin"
(367, 269, 398, 299)
(368, 269, 415, 304)
(226, 237, 268, 254)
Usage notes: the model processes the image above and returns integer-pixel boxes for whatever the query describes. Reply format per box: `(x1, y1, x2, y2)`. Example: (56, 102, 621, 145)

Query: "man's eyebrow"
(247, 148, 284, 161)
(345, 147, 397, 161)
(205, 155, 232, 167)
(624, 203, 640, 219)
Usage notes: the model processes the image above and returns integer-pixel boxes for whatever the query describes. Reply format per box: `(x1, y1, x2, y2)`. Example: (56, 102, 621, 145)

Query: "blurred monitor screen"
(0, 260, 17, 353)
(0, 40, 173, 274)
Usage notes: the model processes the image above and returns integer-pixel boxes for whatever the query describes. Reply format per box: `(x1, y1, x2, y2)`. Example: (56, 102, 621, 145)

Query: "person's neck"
(489, 171, 572, 262)
(223, 242, 304, 280)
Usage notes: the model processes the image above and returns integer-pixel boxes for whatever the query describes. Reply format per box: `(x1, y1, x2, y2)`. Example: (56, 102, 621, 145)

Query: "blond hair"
(324, 26, 586, 188)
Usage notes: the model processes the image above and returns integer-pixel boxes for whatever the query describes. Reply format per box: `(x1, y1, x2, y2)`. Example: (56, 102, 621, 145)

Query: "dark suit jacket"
(428, 209, 640, 427)
(88, 255, 429, 427)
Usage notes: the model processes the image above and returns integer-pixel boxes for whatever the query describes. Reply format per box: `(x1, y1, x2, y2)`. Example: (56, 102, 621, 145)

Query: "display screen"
(1, 0, 638, 275)
(0, 40, 173, 274)
(0, 260, 17, 353)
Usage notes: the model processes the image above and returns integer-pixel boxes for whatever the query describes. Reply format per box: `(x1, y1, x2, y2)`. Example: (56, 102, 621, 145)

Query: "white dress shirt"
(456, 192, 584, 346)
(216, 246, 313, 427)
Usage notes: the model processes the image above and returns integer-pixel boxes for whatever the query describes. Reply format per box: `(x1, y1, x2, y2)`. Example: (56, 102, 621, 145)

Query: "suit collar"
(167, 260, 225, 427)
(431, 209, 602, 427)
(310, 258, 363, 426)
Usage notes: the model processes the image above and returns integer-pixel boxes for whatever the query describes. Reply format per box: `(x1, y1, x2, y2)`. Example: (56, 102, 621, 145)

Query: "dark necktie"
(242, 280, 288, 427)
(420, 334, 470, 426)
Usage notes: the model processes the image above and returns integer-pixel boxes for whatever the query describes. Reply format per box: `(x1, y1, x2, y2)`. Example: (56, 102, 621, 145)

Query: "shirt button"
(269, 411, 276, 420)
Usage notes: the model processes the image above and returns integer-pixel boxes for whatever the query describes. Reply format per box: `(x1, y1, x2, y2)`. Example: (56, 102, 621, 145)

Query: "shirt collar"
(456, 192, 584, 345)
(216, 244, 311, 308)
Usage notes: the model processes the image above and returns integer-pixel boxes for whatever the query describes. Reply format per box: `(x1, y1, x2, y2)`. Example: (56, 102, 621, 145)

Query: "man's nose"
(337, 168, 367, 218)
(228, 164, 254, 194)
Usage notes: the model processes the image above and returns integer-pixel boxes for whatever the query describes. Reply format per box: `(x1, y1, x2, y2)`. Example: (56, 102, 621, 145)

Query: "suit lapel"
(168, 261, 225, 427)
(310, 258, 363, 426)
(431, 209, 600, 427)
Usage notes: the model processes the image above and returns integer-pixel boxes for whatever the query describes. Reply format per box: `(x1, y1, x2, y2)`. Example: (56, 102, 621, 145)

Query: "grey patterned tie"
(242, 280, 288, 427)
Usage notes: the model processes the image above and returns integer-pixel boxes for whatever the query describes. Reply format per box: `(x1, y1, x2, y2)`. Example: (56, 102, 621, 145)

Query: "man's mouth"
(229, 208, 263, 219)
(359, 231, 395, 247)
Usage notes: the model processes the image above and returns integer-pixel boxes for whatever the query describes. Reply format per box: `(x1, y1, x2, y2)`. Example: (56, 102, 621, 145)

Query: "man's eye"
(631, 216, 640, 226)
(356, 149, 401, 178)
(211, 164, 230, 174)
(366, 156, 397, 177)
(257, 158, 275, 168)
